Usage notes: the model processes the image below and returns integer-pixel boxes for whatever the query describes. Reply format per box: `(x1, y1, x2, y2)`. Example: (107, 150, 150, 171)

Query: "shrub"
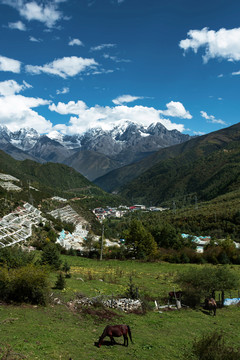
(62, 261, 71, 278)
(54, 272, 66, 290)
(188, 331, 240, 360)
(125, 276, 139, 299)
(0, 265, 50, 305)
(0, 246, 35, 268)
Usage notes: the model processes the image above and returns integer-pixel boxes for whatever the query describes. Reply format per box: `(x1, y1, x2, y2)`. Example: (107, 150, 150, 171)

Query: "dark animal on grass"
(97, 324, 133, 347)
(204, 297, 217, 316)
(168, 291, 183, 300)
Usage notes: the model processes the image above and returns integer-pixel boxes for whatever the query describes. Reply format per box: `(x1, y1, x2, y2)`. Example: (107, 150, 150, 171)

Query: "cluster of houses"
(182, 233, 240, 253)
(93, 204, 168, 221)
(181, 233, 211, 253)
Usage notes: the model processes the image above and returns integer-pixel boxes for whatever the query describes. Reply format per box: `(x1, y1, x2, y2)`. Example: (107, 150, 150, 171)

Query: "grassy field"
(0, 257, 240, 360)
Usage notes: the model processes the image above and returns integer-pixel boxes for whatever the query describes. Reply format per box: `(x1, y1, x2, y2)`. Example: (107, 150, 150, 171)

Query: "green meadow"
(1, 257, 240, 360)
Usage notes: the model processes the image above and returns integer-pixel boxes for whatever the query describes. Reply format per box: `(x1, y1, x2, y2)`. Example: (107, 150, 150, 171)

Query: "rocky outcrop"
(67, 296, 142, 312)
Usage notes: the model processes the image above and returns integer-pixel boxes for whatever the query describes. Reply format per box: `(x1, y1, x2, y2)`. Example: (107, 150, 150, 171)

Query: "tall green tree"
(40, 243, 62, 270)
(150, 222, 183, 249)
(124, 219, 158, 259)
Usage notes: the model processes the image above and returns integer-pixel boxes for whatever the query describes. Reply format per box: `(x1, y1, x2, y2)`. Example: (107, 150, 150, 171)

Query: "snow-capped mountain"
(0, 122, 192, 180)
(0, 126, 40, 151)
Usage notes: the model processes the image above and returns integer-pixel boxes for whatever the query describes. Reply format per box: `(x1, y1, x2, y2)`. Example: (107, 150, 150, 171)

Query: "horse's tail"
(127, 325, 133, 343)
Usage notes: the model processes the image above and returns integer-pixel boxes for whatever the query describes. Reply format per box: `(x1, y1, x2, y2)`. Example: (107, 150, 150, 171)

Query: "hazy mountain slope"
(119, 122, 240, 205)
(0, 142, 38, 162)
(27, 136, 76, 163)
(63, 150, 122, 181)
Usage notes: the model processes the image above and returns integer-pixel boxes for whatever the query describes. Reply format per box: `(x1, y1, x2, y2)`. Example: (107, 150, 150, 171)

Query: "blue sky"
(0, 0, 240, 136)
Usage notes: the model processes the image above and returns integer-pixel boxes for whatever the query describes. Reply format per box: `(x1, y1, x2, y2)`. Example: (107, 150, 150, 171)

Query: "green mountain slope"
(116, 122, 240, 205)
(94, 122, 240, 193)
(0, 150, 92, 190)
(0, 150, 124, 211)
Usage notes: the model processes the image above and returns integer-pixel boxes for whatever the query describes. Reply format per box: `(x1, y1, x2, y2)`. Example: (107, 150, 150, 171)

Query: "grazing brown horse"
(97, 324, 133, 347)
(168, 291, 183, 300)
(205, 298, 217, 316)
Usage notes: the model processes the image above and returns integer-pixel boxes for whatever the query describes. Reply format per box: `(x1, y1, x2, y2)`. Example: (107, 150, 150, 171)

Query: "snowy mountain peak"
(47, 130, 64, 143)
(0, 123, 192, 164)
(0, 127, 40, 151)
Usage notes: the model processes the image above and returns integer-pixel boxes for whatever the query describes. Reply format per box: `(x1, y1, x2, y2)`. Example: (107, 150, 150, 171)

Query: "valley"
(1, 123, 240, 360)
(1, 1, 240, 358)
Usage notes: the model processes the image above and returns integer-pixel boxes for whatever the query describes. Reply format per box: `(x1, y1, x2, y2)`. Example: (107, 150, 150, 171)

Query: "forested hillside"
(118, 122, 240, 205)
(0, 150, 124, 218)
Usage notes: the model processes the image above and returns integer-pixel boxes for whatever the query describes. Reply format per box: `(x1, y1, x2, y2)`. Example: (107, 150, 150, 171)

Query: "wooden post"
(100, 225, 104, 261)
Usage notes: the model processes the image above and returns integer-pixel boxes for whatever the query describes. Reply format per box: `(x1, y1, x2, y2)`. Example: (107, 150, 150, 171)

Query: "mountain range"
(0, 123, 191, 181)
(1, 122, 240, 209)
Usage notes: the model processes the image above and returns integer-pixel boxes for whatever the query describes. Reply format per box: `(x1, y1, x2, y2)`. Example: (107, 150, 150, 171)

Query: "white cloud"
(232, 70, 240, 76)
(49, 100, 87, 115)
(180, 27, 240, 63)
(200, 110, 226, 125)
(29, 36, 42, 42)
(20, 1, 62, 28)
(0, 55, 21, 73)
(112, 94, 144, 105)
(25, 56, 98, 78)
(193, 131, 205, 135)
(91, 43, 116, 51)
(0, 76, 50, 133)
(2, 0, 64, 28)
(160, 101, 192, 119)
(56, 87, 69, 95)
(68, 38, 84, 46)
(103, 53, 131, 63)
(0, 93, 51, 132)
(49, 100, 186, 134)
(8, 20, 26, 31)
(87, 68, 114, 76)
(0, 79, 31, 96)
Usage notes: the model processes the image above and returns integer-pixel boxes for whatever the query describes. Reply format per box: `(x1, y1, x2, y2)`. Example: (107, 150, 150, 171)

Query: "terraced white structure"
(0, 203, 45, 248)
(0, 173, 22, 192)
(0, 181, 22, 192)
(48, 205, 87, 226)
(0, 173, 20, 182)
